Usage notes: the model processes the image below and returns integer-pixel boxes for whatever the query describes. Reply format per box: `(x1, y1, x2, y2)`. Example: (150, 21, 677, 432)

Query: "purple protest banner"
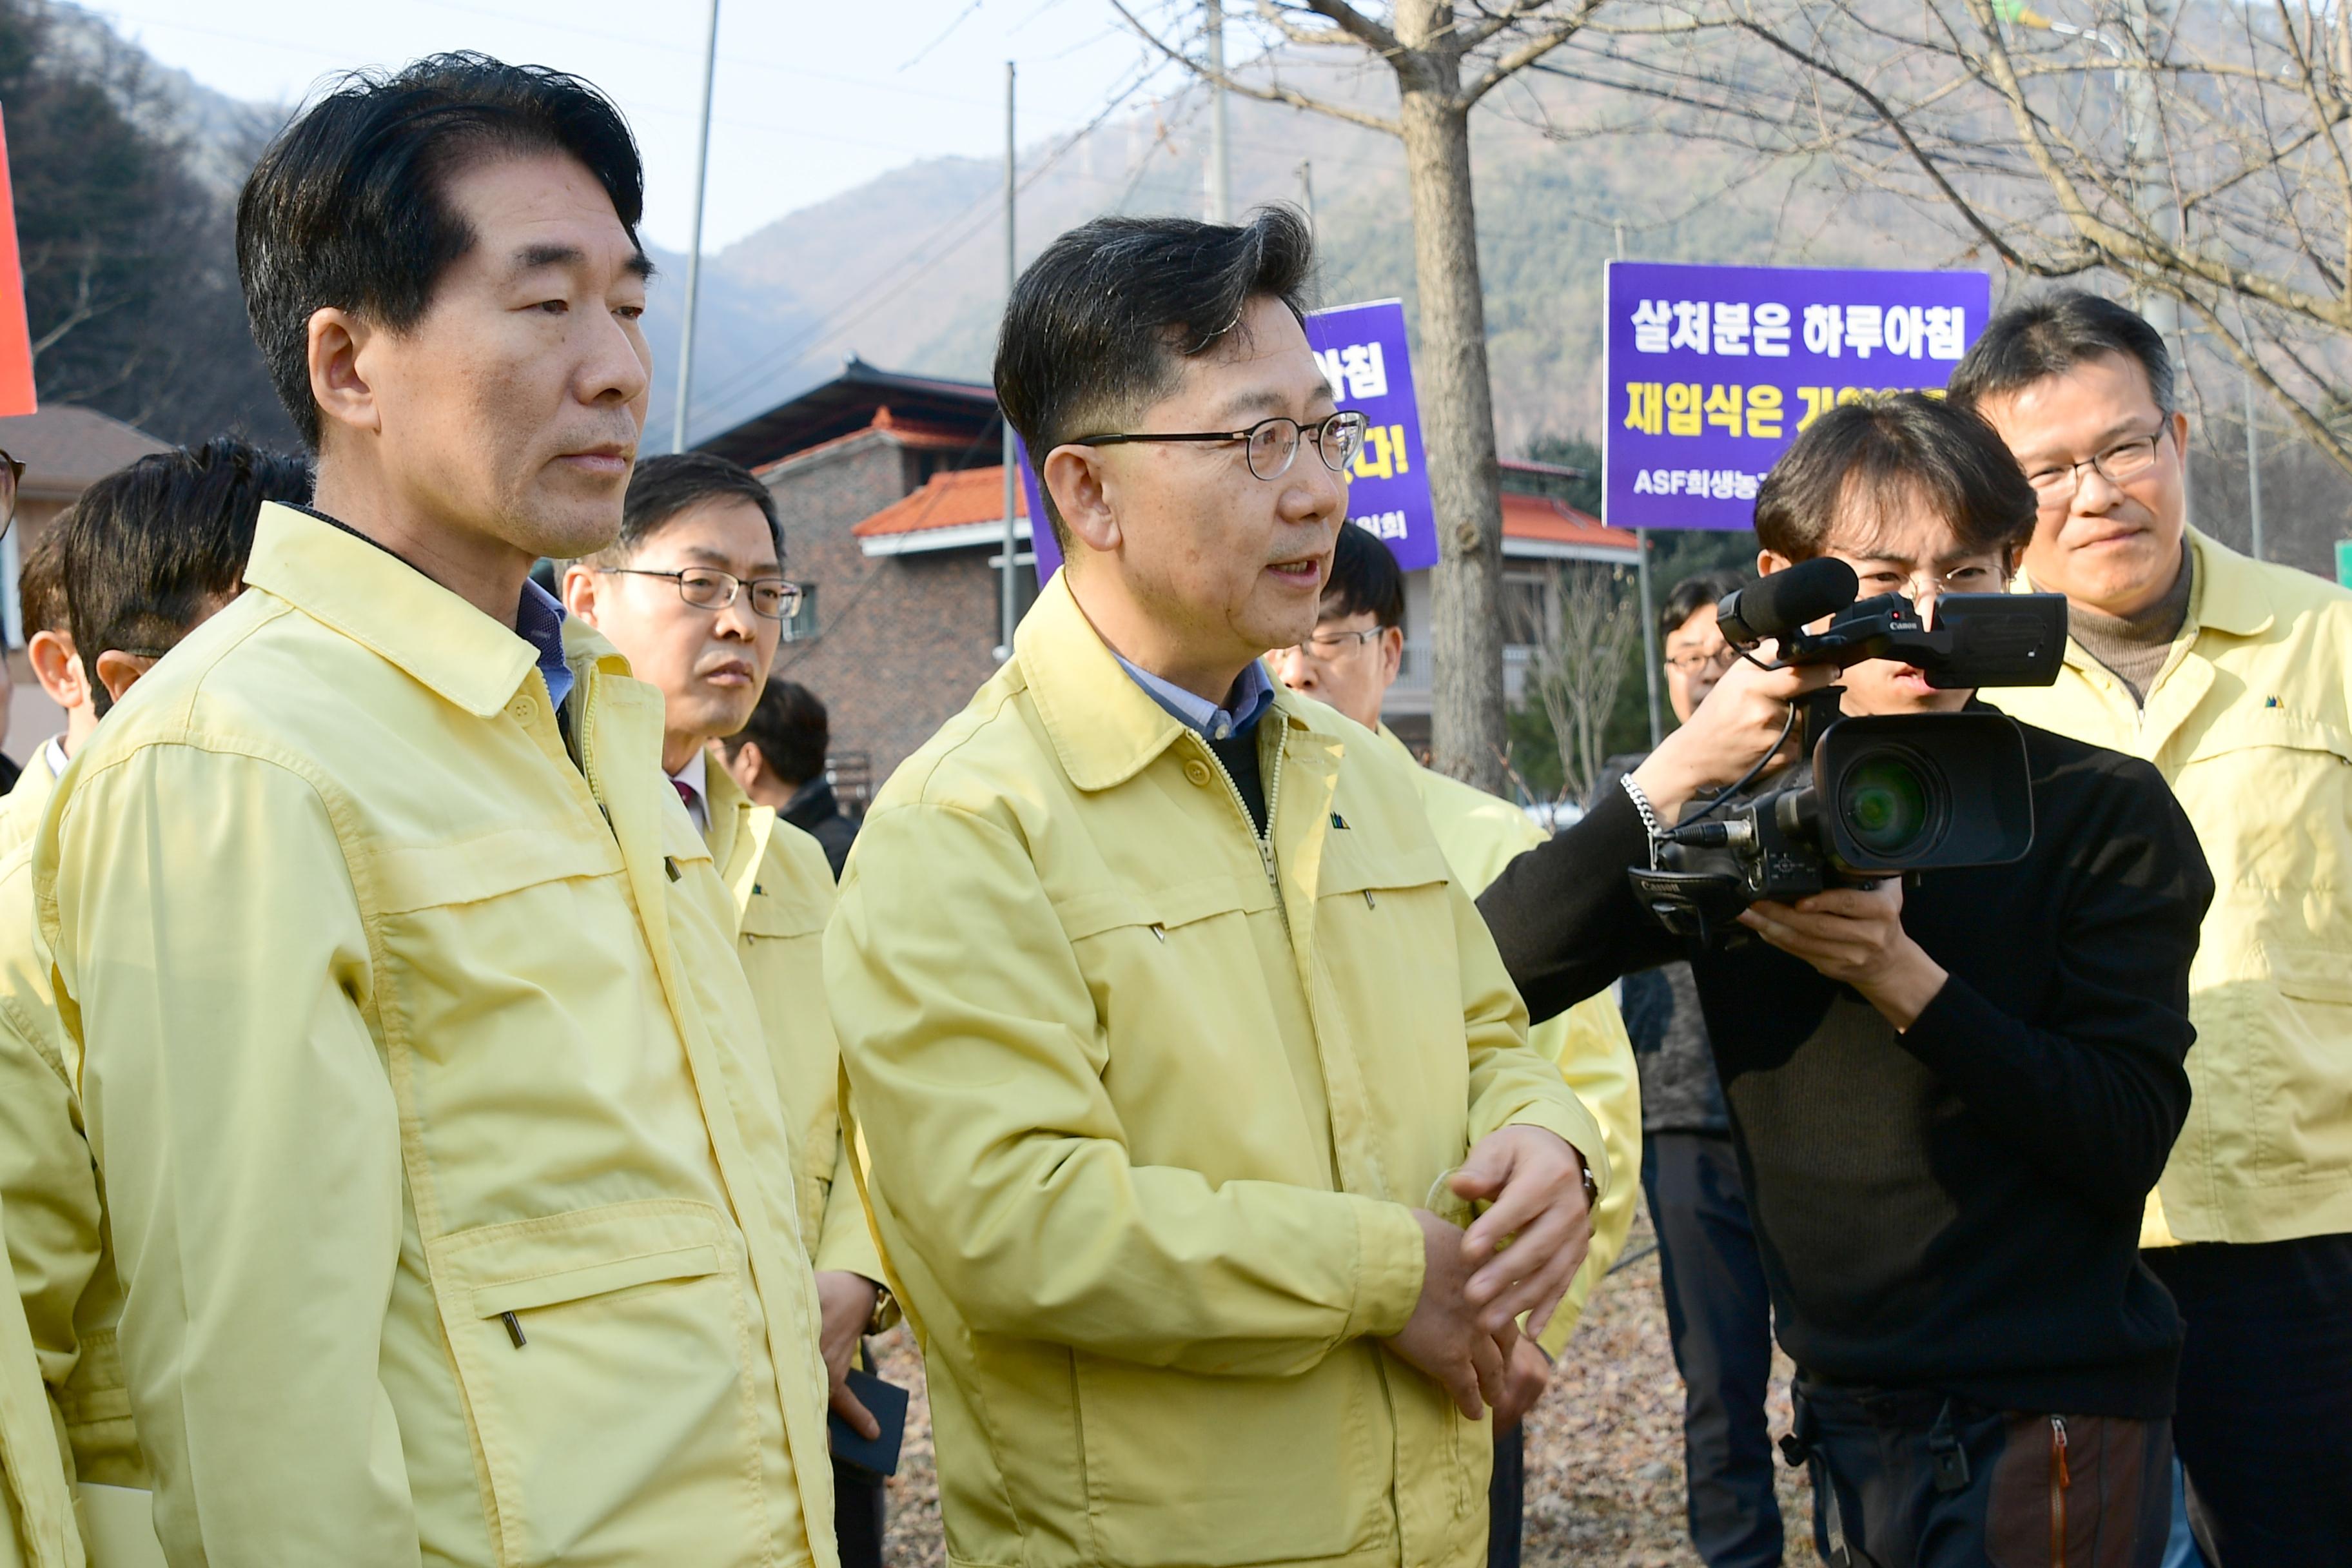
(1604, 262, 1992, 531)
(1021, 297, 1437, 583)
(1306, 299, 1437, 571)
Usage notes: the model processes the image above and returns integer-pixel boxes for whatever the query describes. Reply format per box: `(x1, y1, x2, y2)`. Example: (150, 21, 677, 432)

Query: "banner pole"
(1636, 528, 1662, 748)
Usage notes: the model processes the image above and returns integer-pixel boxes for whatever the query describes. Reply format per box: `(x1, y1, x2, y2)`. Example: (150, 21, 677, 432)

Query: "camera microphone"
(1716, 558, 1860, 647)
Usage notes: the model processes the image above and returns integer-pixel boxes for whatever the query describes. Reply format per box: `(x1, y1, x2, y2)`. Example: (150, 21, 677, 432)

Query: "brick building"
(700, 360, 1023, 803)
(701, 360, 1639, 792)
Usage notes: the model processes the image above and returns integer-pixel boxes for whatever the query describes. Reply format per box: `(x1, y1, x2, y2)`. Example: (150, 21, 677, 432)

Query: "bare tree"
(1514, 560, 1638, 801)
(1549, 0, 2352, 478)
(1118, 1, 1609, 792)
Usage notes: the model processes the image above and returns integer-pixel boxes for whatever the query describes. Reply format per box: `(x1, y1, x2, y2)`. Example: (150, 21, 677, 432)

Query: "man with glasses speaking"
(827, 208, 1610, 1568)
(1954, 294, 2352, 1565)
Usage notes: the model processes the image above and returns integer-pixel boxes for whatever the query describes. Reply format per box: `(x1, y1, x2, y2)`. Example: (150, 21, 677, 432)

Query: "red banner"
(0, 106, 37, 417)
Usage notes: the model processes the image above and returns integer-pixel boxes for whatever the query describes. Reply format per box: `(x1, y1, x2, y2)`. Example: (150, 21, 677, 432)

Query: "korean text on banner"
(1024, 297, 1437, 583)
(1305, 299, 1437, 571)
(0, 107, 37, 416)
(1605, 262, 1990, 531)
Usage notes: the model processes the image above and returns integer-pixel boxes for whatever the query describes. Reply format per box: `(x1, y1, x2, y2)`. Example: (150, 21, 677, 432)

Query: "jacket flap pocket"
(431, 1197, 729, 1304)
(2188, 708, 2352, 765)
(1059, 874, 1271, 941)
(472, 1243, 722, 1318)
(740, 876, 829, 939)
(2269, 941, 2352, 1004)
(364, 824, 622, 914)
(1315, 841, 1453, 899)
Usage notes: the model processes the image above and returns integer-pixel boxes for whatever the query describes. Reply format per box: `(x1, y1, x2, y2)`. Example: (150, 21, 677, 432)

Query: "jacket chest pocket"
(1057, 874, 1326, 1178)
(2177, 710, 2352, 894)
(1311, 844, 1475, 1185)
(431, 1200, 775, 1567)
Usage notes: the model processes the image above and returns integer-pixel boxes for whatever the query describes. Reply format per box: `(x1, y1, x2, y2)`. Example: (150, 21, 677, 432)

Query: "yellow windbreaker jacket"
(32, 504, 837, 1568)
(0, 838, 141, 1560)
(827, 573, 1608, 1568)
(0, 1177, 79, 1568)
(1382, 731, 1641, 1353)
(701, 763, 882, 1279)
(2001, 529, 2352, 1246)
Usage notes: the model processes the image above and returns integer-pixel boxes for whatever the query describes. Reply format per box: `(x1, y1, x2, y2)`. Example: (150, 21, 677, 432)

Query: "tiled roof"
(1498, 491, 1636, 554)
(854, 464, 1024, 538)
(854, 464, 1637, 558)
(0, 404, 172, 497)
(756, 406, 977, 480)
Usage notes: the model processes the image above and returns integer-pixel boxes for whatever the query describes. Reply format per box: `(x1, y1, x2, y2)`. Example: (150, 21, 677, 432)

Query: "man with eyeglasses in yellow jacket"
(564, 450, 895, 1568)
(828, 209, 1609, 1568)
(33, 58, 835, 1566)
(1957, 292, 2352, 1566)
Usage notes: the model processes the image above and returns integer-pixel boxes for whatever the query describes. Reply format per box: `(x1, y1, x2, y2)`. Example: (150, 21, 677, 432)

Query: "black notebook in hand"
(828, 1367, 910, 1477)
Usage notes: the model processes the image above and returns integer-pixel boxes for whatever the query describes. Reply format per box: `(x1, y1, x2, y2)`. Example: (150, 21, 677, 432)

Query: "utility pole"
(2243, 365, 2266, 562)
(1616, 221, 1663, 747)
(1297, 160, 1315, 242)
(999, 61, 1019, 661)
(671, 0, 720, 454)
(1205, 3, 1231, 221)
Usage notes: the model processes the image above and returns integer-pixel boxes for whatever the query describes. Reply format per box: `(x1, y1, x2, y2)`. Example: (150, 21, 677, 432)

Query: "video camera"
(1629, 558, 2070, 942)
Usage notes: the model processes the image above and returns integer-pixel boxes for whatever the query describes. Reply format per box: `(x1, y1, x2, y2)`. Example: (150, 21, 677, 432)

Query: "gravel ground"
(873, 1190, 1818, 1567)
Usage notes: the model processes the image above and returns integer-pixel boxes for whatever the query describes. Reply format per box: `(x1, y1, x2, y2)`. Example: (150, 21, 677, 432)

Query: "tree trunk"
(1398, 76, 1507, 792)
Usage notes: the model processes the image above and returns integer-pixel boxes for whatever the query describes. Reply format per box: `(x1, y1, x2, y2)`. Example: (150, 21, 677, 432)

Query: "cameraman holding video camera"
(1481, 393, 2213, 1567)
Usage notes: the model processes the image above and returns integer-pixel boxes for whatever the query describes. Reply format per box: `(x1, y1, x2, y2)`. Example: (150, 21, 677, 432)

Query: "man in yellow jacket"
(1, 440, 312, 1568)
(33, 59, 834, 1567)
(563, 451, 893, 1568)
(1269, 522, 1639, 1568)
(827, 208, 1609, 1568)
(1955, 291, 2352, 1565)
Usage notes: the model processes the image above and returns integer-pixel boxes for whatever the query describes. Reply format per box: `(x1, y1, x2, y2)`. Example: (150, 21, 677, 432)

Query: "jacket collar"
(1015, 571, 1335, 792)
(240, 502, 562, 718)
(700, 749, 767, 893)
(2184, 527, 2275, 639)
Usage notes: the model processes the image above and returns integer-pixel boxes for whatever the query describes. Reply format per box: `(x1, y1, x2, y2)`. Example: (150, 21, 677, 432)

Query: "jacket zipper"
(1198, 730, 1285, 913)
(2049, 1414, 2070, 1565)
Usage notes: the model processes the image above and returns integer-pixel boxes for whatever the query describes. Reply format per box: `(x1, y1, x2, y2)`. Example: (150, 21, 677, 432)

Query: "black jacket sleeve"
(1478, 785, 1683, 1025)
(1893, 752, 2214, 1217)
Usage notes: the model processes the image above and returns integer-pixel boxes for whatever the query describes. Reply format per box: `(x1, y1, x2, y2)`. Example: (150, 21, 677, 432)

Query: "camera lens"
(1839, 752, 1934, 857)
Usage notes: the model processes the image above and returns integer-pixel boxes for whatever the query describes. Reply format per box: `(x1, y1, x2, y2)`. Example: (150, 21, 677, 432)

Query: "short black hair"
(63, 438, 313, 715)
(1321, 522, 1404, 629)
(1752, 393, 2035, 564)
(1661, 569, 1745, 642)
(721, 677, 828, 788)
(238, 52, 647, 449)
(995, 206, 1315, 549)
(17, 525, 67, 640)
(1947, 289, 2175, 415)
(595, 452, 781, 567)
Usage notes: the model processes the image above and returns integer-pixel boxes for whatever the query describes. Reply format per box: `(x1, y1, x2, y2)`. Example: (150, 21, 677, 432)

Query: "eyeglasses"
(1072, 411, 1371, 482)
(1841, 560, 2008, 603)
(2023, 422, 2171, 503)
(1278, 625, 1388, 663)
(597, 566, 801, 620)
(0, 449, 21, 541)
(1664, 643, 1735, 675)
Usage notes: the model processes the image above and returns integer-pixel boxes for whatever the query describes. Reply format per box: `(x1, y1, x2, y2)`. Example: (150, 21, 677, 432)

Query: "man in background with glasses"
(1270, 522, 1639, 1568)
(827, 208, 1609, 1568)
(1955, 293, 2352, 1567)
(562, 450, 891, 1568)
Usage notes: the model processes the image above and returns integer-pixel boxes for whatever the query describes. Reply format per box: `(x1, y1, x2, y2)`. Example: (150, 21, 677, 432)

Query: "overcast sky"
(83, 0, 1182, 255)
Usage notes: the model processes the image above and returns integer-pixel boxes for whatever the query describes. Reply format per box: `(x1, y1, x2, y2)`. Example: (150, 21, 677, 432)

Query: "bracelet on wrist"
(1620, 774, 1665, 865)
